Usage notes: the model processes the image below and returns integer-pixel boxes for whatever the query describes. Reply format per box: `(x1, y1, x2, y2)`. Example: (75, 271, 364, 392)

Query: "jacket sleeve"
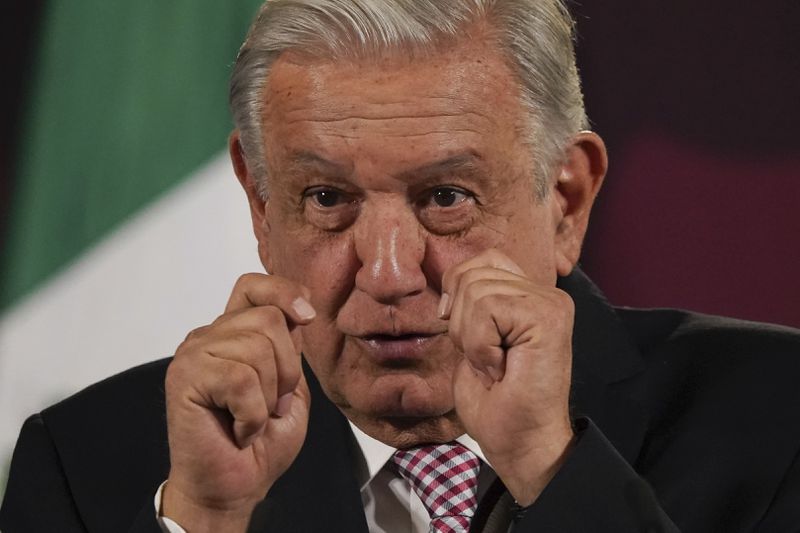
(0, 414, 163, 533)
(511, 418, 680, 533)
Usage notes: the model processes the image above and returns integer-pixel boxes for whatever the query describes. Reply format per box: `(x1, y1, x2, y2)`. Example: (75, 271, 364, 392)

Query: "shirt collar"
(348, 420, 490, 491)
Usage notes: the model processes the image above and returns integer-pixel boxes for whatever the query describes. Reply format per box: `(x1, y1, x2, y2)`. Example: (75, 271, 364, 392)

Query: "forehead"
(260, 38, 530, 177)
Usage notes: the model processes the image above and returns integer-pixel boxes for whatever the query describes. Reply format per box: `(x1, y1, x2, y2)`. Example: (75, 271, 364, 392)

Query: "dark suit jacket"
(2, 270, 799, 532)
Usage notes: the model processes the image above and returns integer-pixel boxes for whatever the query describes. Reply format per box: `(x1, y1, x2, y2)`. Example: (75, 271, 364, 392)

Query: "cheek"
(424, 218, 512, 280)
(273, 230, 357, 310)
(269, 230, 356, 365)
(425, 208, 557, 285)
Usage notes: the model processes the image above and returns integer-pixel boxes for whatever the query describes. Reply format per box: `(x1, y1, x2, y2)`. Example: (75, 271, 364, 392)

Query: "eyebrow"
(287, 150, 352, 175)
(395, 152, 486, 182)
(286, 150, 487, 182)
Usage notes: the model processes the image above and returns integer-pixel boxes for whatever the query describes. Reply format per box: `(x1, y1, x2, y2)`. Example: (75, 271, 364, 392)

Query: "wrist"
(161, 480, 259, 533)
(492, 423, 575, 507)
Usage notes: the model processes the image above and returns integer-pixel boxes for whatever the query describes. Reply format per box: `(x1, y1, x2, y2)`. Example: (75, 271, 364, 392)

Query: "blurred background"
(1, 1, 798, 496)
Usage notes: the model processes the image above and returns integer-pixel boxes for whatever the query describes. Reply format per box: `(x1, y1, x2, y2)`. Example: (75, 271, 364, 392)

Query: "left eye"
(430, 187, 472, 207)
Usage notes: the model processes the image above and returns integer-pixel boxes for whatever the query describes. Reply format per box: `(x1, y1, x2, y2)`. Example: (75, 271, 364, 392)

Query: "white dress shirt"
(155, 423, 496, 533)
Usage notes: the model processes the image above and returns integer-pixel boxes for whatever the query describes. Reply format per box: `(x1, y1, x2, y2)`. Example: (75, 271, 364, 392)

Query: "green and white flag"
(0, 1, 265, 490)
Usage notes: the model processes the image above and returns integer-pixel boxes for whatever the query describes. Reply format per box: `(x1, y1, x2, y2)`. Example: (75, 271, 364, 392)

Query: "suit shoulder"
(40, 358, 171, 523)
(41, 356, 171, 455)
(43, 356, 171, 424)
(8, 358, 172, 532)
(616, 306, 800, 363)
(617, 307, 800, 431)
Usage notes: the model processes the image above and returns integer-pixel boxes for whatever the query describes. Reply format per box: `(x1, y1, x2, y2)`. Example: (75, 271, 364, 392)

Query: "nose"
(354, 201, 427, 304)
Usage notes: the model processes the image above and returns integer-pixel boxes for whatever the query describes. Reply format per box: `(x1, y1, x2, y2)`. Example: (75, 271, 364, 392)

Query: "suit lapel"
(558, 269, 649, 464)
(248, 364, 369, 533)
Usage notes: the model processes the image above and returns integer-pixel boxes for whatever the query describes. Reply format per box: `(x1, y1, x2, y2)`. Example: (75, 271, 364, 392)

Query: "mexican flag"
(0, 1, 265, 491)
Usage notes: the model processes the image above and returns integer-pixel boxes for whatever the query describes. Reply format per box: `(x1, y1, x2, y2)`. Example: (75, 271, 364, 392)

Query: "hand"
(441, 249, 575, 506)
(162, 273, 316, 532)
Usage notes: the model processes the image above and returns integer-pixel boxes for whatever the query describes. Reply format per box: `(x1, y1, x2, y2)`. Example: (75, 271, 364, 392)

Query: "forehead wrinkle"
(282, 109, 489, 126)
(379, 128, 483, 138)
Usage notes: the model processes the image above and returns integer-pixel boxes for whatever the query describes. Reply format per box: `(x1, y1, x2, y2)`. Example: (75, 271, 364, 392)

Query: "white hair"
(230, 0, 588, 199)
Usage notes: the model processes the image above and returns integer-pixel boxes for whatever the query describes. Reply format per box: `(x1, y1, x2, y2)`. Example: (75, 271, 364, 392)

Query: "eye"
(305, 187, 347, 208)
(416, 185, 477, 235)
(430, 187, 473, 208)
(302, 186, 359, 231)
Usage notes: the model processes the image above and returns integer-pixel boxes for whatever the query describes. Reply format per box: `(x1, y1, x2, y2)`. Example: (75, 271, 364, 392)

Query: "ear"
(229, 130, 273, 273)
(552, 131, 607, 276)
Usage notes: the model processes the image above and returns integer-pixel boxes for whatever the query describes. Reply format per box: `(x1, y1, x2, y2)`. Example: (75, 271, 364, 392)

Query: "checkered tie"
(392, 443, 481, 533)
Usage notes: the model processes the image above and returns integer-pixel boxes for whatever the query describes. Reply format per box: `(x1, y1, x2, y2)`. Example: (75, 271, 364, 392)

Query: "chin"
(347, 372, 453, 419)
(341, 371, 462, 440)
(312, 349, 465, 443)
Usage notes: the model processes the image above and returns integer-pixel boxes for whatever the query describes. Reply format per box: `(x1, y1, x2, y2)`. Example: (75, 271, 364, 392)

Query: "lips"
(355, 332, 443, 363)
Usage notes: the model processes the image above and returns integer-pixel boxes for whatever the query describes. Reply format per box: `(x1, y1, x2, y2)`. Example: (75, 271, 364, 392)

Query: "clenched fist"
(442, 249, 576, 506)
(162, 273, 315, 532)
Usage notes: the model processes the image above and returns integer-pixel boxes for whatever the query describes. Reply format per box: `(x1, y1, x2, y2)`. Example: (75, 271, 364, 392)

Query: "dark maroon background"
(1, 2, 798, 327)
(573, 1, 800, 327)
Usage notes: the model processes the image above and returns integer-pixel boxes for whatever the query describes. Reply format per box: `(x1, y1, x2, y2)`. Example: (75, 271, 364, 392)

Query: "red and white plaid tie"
(392, 443, 481, 533)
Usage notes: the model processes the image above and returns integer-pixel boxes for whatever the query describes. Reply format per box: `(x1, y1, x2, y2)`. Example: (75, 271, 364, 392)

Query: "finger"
(450, 281, 531, 382)
(205, 306, 303, 398)
(448, 269, 526, 340)
(264, 373, 311, 439)
(224, 273, 316, 325)
(192, 333, 280, 417)
(258, 374, 312, 466)
(439, 249, 525, 319)
(180, 354, 271, 449)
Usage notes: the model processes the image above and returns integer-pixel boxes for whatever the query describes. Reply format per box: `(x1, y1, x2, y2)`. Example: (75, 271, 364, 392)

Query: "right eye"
(305, 188, 347, 208)
(302, 186, 359, 231)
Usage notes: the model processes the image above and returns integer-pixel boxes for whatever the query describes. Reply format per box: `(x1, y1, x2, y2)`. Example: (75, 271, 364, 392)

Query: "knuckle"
(263, 305, 286, 326)
(237, 331, 275, 357)
(460, 267, 483, 287)
(465, 277, 493, 299)
(281, 370, 301, 392)
(183, 325, 209, 343)
(228, 365, 260, 396)
(279, 359, 302, 384)
(474, 290, 503, 312)
(234, 272, 260, 288)
(552, 289, 575, 317)
(164, 361, 184, 390)
(254, 306, 287, 333)
(231, 272, 265, 297)
(164, 357, 197, 397)
(173, 340, 197, 361)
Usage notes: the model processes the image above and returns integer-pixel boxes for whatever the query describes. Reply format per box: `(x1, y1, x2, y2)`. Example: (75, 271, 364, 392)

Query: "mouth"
(356, 333, 442, 365)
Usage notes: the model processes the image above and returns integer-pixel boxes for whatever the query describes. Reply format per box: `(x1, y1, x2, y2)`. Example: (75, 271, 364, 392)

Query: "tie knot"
(392, 443, 481, 533)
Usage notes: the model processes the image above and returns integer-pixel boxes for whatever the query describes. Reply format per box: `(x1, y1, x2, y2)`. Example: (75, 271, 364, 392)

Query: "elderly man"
(2, 1, 799, 532)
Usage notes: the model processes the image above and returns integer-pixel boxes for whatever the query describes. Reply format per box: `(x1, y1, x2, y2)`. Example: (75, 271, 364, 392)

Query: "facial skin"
(232, 35, 604, 448)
